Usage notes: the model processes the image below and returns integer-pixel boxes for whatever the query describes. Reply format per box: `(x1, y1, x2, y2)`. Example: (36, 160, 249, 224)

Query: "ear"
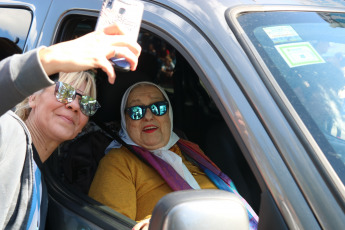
(28, 94, 38, 109)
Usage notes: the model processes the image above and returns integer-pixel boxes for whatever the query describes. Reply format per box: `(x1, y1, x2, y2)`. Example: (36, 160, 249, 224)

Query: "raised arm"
(0, 23, 141, 116)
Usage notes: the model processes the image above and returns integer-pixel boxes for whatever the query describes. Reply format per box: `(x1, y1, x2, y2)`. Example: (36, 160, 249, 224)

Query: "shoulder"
(0, 111, 28, 173)
(97, 146, 149, 178)
(178, 138, 202, 151)
(0, 111, 27, 142)
(100, 146, 144, 166)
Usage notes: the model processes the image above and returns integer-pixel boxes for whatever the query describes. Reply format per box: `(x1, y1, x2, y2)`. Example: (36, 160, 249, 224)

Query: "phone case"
(96, 0, 144, 41)
(96, 0, 144, 71)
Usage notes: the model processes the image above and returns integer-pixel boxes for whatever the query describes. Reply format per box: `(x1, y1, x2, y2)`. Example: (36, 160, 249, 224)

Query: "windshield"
(238, 11, 345, 183)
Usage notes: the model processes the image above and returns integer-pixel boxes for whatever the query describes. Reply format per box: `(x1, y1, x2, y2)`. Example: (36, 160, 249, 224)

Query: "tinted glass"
(238, 11, 345, 183)
(0, 8, 32, 60)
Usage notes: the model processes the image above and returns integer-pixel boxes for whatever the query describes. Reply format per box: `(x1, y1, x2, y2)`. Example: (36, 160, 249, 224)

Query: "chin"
(55, 130, 78, 142)
(143, 142, 166, 150)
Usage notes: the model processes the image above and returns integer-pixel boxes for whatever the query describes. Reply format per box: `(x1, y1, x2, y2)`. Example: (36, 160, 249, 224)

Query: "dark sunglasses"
(55, 81, 100, 116)
(125, 101, 169, 120)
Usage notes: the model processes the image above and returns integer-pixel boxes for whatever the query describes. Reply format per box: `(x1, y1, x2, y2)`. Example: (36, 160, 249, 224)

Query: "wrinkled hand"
(132, 218, 150, 230)
(39, 23, 141, 84)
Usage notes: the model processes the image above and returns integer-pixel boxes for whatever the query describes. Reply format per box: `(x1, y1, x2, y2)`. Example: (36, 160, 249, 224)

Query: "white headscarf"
(105, 81, 200, 189)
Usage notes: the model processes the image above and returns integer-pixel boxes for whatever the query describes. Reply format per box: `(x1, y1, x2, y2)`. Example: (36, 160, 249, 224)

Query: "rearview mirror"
(149, 189, 249, 230)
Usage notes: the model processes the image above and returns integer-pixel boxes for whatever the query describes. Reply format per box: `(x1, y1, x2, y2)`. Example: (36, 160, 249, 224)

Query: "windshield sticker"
(263, 26, 302, 44)
(275, 42, 325, 68)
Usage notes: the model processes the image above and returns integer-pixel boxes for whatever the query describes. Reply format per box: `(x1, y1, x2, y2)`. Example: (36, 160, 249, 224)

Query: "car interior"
(43, 14, 262, 226)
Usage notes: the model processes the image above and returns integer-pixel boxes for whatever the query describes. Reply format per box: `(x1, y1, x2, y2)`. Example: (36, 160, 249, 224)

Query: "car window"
(54, 14, 96, 42)
(53, 12, 260, 214)
(0, 7, 32, 60)
(237, 11, 345, 184)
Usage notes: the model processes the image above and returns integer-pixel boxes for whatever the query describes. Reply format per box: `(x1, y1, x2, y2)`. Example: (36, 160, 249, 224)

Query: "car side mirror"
(149, 189, 249, 230)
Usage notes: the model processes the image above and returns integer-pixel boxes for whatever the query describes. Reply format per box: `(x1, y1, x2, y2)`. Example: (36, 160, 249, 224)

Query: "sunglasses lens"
(55, 82, 100, 117)
(128, 106, 145, 120)
(150, 104, 159, 115)
(55, 82, 75, 103)
(151, 102, 168, 116)
(79, 96, 101, 116)
(126, 101, 168, 120)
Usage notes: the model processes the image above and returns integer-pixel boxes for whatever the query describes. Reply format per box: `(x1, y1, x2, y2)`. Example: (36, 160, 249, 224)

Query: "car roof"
(148, 0, 345, 50)
(158, 0, 345, 7)
(5, 0, 345, 10)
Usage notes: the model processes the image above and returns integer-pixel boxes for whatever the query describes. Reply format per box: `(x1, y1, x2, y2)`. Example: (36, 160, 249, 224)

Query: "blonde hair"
(15, 71, 97, 120)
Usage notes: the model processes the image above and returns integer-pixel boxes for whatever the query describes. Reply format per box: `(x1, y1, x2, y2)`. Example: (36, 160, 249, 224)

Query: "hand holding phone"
(96, 0, 144, 72)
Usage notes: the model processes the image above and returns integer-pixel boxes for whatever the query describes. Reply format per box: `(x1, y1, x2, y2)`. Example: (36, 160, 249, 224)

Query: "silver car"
(1, 0, 345, 229)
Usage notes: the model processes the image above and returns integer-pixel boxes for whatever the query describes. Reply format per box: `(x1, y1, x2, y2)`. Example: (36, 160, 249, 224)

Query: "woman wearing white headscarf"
(89, 81, 258, 230)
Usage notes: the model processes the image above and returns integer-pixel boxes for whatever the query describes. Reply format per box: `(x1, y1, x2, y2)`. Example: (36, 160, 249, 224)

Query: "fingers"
(102, 38, 141, 72)
(103, 23, 124, 35)
(99, 57, 116, 84)
(104, 35, 141, 58)
(102, 23, 142, 72)
(111, 47, 140, 71)
(82, 29, 142, 72)
(132, 218, 150, 230)
(39, 24, 141, 82)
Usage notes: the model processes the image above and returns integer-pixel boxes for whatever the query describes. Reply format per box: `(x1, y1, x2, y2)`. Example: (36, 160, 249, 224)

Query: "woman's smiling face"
(28, 81, 89, 143)
(125, 84, 171, 150)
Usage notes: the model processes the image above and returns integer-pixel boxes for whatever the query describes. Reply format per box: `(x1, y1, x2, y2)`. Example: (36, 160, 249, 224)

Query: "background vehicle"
(1, 0, 345, 229)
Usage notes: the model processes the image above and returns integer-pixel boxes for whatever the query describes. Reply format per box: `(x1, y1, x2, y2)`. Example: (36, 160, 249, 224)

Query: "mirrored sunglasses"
(55, 81, 100, 116)
(125, 101, 168, 120)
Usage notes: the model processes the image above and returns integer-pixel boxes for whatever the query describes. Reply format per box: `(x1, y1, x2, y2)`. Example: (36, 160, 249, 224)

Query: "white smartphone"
(96, 0, 144, 71)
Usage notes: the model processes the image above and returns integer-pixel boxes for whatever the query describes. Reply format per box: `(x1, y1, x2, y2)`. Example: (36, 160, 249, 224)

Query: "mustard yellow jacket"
(89, 144, 217, 221)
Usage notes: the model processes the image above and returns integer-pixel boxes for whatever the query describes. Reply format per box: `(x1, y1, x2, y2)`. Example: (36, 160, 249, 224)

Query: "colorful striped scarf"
(131, 139, 258, 229)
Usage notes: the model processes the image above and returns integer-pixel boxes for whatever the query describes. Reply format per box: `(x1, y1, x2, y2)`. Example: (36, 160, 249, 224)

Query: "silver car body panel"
(1, 0, 345, 229)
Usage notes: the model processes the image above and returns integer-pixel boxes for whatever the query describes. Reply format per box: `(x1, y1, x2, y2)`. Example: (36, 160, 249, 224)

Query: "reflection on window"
(238, 11, 345, 183)
(139, 32, 176, 92)
(0, 8, 32, 60)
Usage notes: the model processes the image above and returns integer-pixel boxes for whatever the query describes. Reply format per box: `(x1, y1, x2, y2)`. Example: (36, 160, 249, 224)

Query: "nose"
(143, 108, 154, 120)
(66, 97, 80, 113)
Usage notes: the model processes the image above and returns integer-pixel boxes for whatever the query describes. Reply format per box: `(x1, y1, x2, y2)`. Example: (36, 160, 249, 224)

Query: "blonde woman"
(0, 71, 98, 229)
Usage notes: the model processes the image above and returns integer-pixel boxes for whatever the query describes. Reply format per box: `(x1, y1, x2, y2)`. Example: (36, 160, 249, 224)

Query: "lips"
(142, 125, 158, 133)
(59, 114, 75, 125)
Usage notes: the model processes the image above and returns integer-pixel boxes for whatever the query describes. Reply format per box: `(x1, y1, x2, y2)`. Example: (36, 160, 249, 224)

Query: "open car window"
(49, 12, 261, 223)
(237, 11, 345, 184)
